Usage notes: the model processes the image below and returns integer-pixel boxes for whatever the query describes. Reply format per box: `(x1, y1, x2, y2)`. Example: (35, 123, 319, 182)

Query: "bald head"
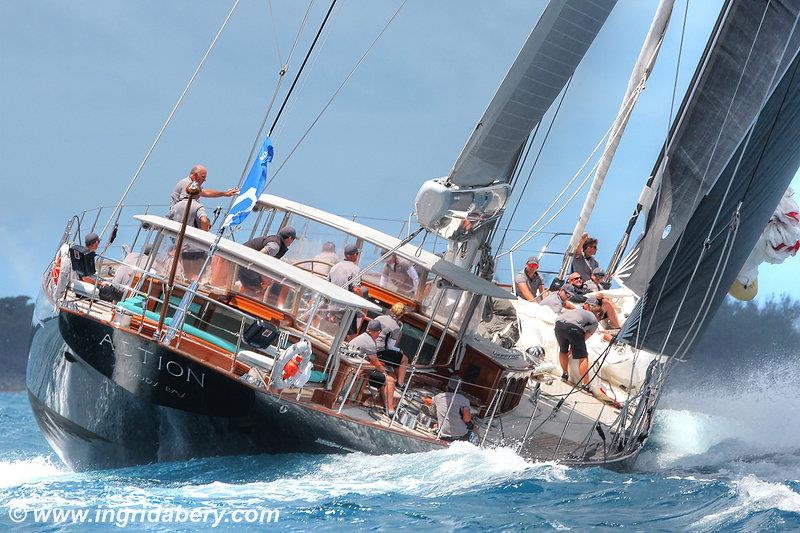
(189, 165, 207, 184)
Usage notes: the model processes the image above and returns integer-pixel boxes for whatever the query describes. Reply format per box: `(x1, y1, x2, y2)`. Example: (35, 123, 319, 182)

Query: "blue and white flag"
(223, 136, 274, 228)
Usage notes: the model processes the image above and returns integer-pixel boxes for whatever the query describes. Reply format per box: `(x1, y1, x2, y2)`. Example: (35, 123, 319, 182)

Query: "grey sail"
(619, 0, 800, 358)
(618, 0, 800, 295)
(447, 0, 618, 188)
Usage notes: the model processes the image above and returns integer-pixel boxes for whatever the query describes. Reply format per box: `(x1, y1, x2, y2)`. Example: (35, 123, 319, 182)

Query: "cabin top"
(255, 194, 513, 300)
(135, 214, 382, 312)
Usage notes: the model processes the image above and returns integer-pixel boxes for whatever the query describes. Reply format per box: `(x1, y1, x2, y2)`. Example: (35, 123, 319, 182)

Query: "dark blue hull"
(26, 296, 439, 471)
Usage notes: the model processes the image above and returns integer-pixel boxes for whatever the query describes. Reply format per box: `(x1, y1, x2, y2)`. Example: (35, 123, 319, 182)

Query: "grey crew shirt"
(373, 314, 402, 352)
(558, 307, 598, 335)
(347, 332, 378, 358)
(514, 270, 543, 296)
(571, 253, 598, 283)
(328, 260, 361, 289)
(433, 392, 471, 438)
(539, 292, 565, 314)
(170, 177, 193, 207)
(165, 199, 208, 253)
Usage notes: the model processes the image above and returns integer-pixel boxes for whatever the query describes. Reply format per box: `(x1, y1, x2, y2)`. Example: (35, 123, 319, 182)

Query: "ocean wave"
(170, 443, 569, 503)
(0, 455, 67, 489)
(693, 475, 800, 531)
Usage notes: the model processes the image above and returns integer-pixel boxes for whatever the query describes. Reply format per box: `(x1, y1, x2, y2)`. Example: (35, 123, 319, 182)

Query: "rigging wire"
(265, 0, 409, 187)
(222, 0, 319, 221)
(98, 0, 241, 239)
(268, 0, 338, 137)
(267, 0, 284, 68)
(494, 76, 574, 258)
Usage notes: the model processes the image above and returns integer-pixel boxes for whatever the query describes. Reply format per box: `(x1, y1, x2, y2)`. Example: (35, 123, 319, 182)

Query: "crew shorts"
(554, 321, 589, 359)
(377, 349, 404, 369)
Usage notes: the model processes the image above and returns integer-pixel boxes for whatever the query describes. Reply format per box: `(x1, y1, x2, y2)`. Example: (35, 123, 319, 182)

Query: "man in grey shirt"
(169, 164, 238, 207)
(433, 376, 475, 443)
(514, 256, 545, 301)
(329, 244, 363, 293)
(372, 303, 409, 388)
(554, 293, 598, 388)
(165, 197, 210, 281)
(539, 283, 578, 314)
(347, 320, 397, 415)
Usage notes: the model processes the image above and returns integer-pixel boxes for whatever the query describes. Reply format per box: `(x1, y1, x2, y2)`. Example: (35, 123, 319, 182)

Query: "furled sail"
(416, 0, 617, 240)
(619, 0, 800, 358)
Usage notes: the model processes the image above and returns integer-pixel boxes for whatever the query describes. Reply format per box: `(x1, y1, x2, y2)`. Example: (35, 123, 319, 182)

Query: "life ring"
(270, 340, 313, 389)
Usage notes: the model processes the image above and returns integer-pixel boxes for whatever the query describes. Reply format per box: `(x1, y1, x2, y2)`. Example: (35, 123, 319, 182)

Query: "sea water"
(1, 367, 799, 532)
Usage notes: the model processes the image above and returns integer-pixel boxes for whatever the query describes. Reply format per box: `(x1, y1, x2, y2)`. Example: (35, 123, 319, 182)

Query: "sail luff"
(560, 0, 675, 280)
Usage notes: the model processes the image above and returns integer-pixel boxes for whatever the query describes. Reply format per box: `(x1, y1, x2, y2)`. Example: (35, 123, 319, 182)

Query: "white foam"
(0, 456, 67, 489)
(173, 444, 569, 503)
(694, 475, 800, 530)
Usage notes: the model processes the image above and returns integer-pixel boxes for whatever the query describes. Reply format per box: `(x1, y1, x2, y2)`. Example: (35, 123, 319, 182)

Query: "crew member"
(329, 244, 363, 294)
(571, 232, 599, 282)
(539, 283, 577, 314)
(433, 376, 477, 443)
(312, 241, 338, 276)
(347, 320, 397, 416)
(169, 164, 238, 207)
(372, 303, 409, 388)
(380, 253, 419, 296)
(165, 196, 210, 281)
(515, 256, 545, 301)
(582, 267, 621, 330)
(554, 293, 598, 388)
(238, 226, 297, 294)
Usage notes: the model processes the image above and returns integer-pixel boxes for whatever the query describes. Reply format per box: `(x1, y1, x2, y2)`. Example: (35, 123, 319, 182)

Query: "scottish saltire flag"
(223, 136, 274, 228)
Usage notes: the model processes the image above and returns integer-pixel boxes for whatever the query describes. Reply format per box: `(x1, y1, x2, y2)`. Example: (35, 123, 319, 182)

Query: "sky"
(0, 0, 798, 303)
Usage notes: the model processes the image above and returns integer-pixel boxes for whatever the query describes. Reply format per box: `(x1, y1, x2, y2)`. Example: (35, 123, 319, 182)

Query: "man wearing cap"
(515, 257, 546, 301)
(539, 282, 578, 314)
(56, 232, 123, 302)
(244, 226, 296, 258)
(554, 292, 598, 388)
(372, 303, 410, 388)
(582, 267, 621, 330)
(311, 241, 338, 276)
(348, 320, 398, 415)
(237, 226, 297, 295)
(165, 196, 211, 281)
(571, 232, 599, 282)
(433, 376, 477, 444)
(328, 244, 363, 294)
(169, 164, 238, 207)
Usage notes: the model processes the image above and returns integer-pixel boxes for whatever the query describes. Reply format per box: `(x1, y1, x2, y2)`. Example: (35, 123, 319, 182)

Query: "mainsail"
(415, 0, 617, 239)
(448, 0, 618, 188)
(619, 0, 800, 358)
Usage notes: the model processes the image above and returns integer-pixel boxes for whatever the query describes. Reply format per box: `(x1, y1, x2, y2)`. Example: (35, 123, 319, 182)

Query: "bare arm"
(575, 232, 588, 259)
(367, 354, 386, 373)
(516, 282, 535, 301)
(198, 216, 210, 232)
(200, 187, 238, 199)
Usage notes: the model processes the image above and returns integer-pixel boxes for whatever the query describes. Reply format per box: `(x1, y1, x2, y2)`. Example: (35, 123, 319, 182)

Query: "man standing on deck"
(165, 197, 210, 281)
(554, 293, 598, 388)
(348, 320, 397, 416)
(169, 164, 238, 207)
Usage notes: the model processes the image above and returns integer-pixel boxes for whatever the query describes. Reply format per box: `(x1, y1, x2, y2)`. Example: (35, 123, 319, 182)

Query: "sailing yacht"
(26, 0, 800, 471)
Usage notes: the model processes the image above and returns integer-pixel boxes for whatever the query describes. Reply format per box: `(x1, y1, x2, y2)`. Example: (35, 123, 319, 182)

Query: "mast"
(558, 0, 675, 280)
